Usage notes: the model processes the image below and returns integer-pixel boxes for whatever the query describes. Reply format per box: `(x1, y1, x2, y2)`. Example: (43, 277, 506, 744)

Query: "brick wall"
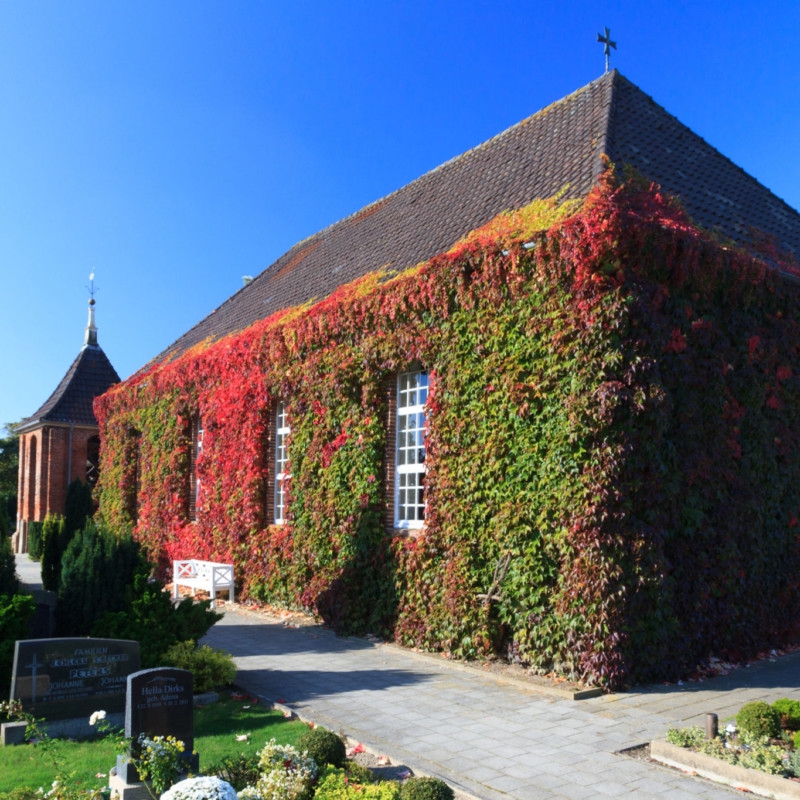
(15, 423, 99, 552)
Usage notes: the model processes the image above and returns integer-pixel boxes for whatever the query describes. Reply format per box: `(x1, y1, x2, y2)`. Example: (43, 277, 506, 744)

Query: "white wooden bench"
(172, 560, 234, 609)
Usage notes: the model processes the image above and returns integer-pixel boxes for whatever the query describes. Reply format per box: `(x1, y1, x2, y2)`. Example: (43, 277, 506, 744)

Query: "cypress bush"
(55, 519, 145, 636)
(41, 514, 67, 592)
(64, 478, 94, 538)
(26, 521, 44, 561)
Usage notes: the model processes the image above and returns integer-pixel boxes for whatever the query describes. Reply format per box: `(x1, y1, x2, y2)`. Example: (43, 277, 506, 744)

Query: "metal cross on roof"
(597, 26, 617, 73)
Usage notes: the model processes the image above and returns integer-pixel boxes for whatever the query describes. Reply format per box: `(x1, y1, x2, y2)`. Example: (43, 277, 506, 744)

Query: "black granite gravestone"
(9, 638, 140, 720)
(116, 667, 199, 784)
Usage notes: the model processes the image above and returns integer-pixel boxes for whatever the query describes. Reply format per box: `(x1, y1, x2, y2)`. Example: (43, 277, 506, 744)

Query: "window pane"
(395, 369, 428, 527)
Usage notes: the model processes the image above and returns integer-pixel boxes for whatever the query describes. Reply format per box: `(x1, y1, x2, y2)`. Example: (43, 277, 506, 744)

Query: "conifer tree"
(41, 514, 66, 592)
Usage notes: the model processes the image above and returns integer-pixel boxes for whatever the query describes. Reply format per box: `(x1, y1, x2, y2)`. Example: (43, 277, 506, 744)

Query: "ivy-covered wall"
(95, 173, 800, 689)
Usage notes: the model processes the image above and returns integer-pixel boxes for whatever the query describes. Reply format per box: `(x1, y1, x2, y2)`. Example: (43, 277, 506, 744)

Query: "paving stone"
(198, 608, 800, 800)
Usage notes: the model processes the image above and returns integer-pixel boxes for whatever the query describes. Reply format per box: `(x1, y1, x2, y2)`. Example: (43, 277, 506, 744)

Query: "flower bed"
(653, 698, 800, 799)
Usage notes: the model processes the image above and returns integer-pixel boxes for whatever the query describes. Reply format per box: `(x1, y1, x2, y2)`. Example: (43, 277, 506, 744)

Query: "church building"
(14, 297, 119, 553)
(95, 70, 800, 689)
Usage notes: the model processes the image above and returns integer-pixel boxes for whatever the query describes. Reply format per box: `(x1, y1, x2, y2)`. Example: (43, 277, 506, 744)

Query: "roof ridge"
(595, 69, 618, 176)
(612, 73, 800, 228)
(275, 71, 616, 258)
(151, 70, 800, 365)
(156, 72, 617, 361)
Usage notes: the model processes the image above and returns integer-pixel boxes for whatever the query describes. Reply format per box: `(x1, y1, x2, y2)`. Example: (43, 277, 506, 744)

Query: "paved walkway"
(204, 608, 800, 800)
(14, 552, 42, 590)
(15, 554, 800, 798)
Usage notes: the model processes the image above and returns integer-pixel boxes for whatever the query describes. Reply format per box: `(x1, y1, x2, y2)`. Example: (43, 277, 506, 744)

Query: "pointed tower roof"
(19, 299, 120, 432)
(154, 70, 800, 363)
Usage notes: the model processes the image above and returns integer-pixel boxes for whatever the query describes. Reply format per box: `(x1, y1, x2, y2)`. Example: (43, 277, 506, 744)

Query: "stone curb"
(376, 640, 603, 701)
(650, 739, 800, 800)
(224, 604, 602, 701)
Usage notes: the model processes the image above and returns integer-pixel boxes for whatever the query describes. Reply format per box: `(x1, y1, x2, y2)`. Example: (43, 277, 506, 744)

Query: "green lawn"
(0, 693, 307, 795)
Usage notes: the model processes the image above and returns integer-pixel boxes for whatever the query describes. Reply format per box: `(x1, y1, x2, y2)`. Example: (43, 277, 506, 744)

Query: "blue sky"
(1, 1, 798, 428)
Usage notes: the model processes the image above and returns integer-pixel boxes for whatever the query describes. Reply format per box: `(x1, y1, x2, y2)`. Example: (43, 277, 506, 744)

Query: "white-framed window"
(274, 401, 290, 524)
(191, 416, 204, 521)
(196, 416, 204, 492)
(395, 368, 428, 528)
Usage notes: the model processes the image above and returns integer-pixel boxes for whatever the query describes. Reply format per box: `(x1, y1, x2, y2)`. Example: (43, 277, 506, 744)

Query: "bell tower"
(13, 281, 120, 552)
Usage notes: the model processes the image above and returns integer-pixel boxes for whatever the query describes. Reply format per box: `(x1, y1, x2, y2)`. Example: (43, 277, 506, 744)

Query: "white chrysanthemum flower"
(89, 710, 107, 726)
(160, 775, 238, 800)
(238, 788, 265, 800)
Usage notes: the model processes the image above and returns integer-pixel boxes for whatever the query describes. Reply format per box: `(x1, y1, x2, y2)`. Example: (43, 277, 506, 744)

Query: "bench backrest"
(175, 559, 233, 584)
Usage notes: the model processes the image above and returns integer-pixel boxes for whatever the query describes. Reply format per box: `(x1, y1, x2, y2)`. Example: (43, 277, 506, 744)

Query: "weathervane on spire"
(597, 26, 617, 73)
(86, 271, 97, 304)
(83, 271, 99, 347)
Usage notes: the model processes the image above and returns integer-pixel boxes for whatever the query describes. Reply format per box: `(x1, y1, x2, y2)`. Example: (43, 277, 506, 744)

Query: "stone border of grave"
(650, 739, 800, 800)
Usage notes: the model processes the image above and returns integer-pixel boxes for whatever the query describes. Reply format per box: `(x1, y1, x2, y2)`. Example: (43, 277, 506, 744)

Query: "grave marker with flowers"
(111, 667, 198, 800)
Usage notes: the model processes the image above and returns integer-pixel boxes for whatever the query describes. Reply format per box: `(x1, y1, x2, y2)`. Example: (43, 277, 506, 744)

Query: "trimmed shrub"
(208, 754, 261, 791)
(399, 778, 454, 800)
(0, 593, 36, 696)
(296, 727, 347, 769)
(666, 726, 705, 748)
(40, 514, 67, 592)
(163, 641, 236, 693)
(26, 521, 44, 561)
(92, 574, 222, 667)
(315, 767, 398, 800)
(771, 698, 800, 730)
(0, 527, 18, 597)
(737, 701, 781, 739)
(55, 519, 146, 635)
(345, 762, 377, 785)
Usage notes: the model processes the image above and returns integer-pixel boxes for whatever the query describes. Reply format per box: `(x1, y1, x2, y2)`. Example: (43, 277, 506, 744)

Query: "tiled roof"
(20, 344, 120, 431)
(606, 75, 800, 255)
(156, 70, 800, 362)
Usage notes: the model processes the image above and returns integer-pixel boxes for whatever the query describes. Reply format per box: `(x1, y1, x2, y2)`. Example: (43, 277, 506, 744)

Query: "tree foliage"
(0, 422, 19, 533)
(55, 519, 145, 635)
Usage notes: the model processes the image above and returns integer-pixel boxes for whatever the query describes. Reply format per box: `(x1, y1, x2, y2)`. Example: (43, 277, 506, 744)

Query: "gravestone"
(2, 637, 139, 744)
(115, 667, 199, 785)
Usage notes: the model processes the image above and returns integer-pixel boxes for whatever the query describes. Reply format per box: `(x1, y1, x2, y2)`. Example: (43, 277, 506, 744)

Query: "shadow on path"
(607, 649, 800, 704)
(232, 667, 433, 705)
(206, 620, 378, 657)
